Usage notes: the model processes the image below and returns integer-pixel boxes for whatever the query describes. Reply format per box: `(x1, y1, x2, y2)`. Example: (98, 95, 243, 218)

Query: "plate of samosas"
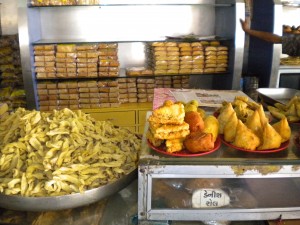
(147, 100, 221, 157)
(220, 135, 289, 153)
(217, 96, 291, 153)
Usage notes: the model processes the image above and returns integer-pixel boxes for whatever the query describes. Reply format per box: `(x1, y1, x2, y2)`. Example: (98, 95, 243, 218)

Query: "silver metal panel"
(269, 0, 283, 88)
(18, 2, 40, 109)
(0, 169, 137, 211)
(38, 5, 214, 42)
(138, 164, 300, 221)
(257, 87, 300, 105)
(231, 0, 245, 90)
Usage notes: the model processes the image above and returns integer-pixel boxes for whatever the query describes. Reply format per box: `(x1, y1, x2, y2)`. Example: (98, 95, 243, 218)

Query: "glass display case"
(138, 113, 300, 222)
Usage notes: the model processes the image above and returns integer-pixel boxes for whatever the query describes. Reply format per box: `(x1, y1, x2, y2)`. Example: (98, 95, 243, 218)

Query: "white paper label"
(192, 188, 230, 208)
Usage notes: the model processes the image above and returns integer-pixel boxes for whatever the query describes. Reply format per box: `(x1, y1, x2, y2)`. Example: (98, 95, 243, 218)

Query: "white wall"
(282, 6, 300, 28)
(0, 0, 18, 35)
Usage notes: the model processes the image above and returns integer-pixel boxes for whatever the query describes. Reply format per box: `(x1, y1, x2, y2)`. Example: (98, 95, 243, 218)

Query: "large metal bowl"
(0, 169, 137, 212)
(257, 88, 300, 106)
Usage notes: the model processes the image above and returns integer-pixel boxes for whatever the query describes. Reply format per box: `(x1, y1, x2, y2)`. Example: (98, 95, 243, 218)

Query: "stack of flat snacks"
(146, 41, 229, 75)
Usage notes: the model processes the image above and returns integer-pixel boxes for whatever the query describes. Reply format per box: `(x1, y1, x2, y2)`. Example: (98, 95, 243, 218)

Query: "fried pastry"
(272, 117, 291, 143)
(232, 120, 260, 150)
(224, 111, 238, 143)
(184, 111, 204, 133)
(184, 131, 214, 153)
(149, 121, 190, 140)
(257, 123, 282, 150)
(257, 104, 268, 127)
(165, 138, 185, 153)
(146, 130, 164, 147)
(218, 102, 235, 134)
(245, 109, 263, 140)
(149, 100, 185, 125)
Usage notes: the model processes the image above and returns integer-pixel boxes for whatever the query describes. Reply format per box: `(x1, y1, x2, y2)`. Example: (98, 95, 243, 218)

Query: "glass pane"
(151, 178, 300, 209)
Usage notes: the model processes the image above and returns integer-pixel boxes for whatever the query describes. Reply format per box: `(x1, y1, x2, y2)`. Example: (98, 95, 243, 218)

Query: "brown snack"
(184, 131, 214, 153)
(184, 111, 204, 133)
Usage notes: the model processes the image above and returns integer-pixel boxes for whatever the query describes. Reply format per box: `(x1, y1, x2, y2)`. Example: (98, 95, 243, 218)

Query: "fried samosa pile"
(218, 102, 291, 151)
(218, 96, 260, 123)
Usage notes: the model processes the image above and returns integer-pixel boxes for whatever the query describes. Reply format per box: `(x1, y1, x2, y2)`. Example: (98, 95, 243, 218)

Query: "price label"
(192, 188, 230, 208)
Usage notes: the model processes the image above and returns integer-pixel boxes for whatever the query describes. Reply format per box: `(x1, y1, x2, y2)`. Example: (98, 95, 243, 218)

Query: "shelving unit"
(18, 0, 245, 110)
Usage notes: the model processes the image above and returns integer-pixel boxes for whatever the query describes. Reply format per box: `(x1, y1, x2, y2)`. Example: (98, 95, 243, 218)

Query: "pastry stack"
(147, 100, 190, 153)
(98, 43, 120, 77)
(76, 44, 98, 78)
(136, 78, 155, 103)
(147, 42, 180, 75)
(56, 44, 77, 78)
(34, 44, 56, 78)
(117, 78, 138, 104)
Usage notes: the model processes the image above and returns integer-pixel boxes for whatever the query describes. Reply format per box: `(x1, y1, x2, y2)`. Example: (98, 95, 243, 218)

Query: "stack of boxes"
(98, 43, 119, 77)
(34, 40, 228, 109)
(34, 45, 56, 78)
(154, 76, 172, 88)
(98, 80, 120, 107)
(76, 44, 98, 78)
(190, 42, 205, 74)
(118, 78, 138, 104)
(147, 42, 180, 75)
(136, 78, 155, 103)
(56, 44, 77, 78)
(172, 75, 190, 89)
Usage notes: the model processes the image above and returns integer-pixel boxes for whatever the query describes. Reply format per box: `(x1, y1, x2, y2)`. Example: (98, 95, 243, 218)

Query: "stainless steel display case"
(138, 113, 300, 222)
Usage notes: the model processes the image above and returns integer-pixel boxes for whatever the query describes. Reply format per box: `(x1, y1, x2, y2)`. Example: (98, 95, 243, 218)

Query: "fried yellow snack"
(223, 112, 238, 143)
(165, 138, 185, 153)
(0, 108, 141, 197)
(245, 110, 263, 140)
(218, 102, 235, 134)
(272, 117, 291, 143)
(232, 120, 260, 151)
(203, 115, 219, 142)
(267, 106, 286, 120)
(257, 104, 269, 127)
(257, 123, 282, 150)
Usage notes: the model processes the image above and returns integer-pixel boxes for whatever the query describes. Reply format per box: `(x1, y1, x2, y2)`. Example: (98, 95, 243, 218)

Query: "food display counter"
(2, 90, 300, 225)
(138, 110, 300, 223)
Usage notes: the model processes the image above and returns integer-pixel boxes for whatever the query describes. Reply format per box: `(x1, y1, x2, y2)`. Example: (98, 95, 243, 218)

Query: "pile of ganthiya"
(0, 105, 141, 197)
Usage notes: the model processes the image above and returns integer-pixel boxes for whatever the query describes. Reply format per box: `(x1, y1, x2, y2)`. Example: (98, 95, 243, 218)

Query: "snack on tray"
(147, 100, 189, 153)
(268, 95, 300, 123)
(218, 96, 291, 151)
(0, 108, 141, 197)
(148, 100, 219, 154)
(184, 131, 214, 153)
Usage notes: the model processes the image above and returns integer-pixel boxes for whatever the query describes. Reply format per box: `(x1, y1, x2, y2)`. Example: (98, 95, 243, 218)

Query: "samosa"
(245, 110, 263, 140)
(218, 103, 235, 134)
(224, 112, 238, 143)
(272, 117, 291, 143)
(257, 123, 282, 150)
(257, 104, 268, 127)
(232, 120, 260, 150)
